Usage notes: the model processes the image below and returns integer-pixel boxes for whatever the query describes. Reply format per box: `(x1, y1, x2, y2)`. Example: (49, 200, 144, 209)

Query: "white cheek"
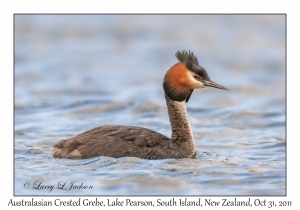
(191, 80, 205, 89)
(187, 72, 205, 89)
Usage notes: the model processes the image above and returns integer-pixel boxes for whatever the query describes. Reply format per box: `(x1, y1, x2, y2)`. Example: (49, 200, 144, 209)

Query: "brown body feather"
(53, 125, 172, 159)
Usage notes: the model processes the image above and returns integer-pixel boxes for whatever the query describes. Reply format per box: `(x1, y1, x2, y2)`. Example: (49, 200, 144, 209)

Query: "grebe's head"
(163, 50, 228, 102)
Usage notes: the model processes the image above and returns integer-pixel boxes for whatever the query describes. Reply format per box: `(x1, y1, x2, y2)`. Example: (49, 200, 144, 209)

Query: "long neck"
(165, 93, 195, 147)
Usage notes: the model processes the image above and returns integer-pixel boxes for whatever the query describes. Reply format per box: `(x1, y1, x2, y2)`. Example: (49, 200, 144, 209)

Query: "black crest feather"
(175, 50, 210, 81)
(175, 50, 199, 70)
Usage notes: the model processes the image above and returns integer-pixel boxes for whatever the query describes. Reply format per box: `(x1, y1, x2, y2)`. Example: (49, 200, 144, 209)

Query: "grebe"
(53, 50, 228, 159)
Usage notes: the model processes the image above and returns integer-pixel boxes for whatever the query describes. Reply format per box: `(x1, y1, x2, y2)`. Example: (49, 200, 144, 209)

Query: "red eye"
(194, 75, 199, 79)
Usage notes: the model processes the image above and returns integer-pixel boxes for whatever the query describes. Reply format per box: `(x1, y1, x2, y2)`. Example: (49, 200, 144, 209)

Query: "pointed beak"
(203, 80, 229, 90)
